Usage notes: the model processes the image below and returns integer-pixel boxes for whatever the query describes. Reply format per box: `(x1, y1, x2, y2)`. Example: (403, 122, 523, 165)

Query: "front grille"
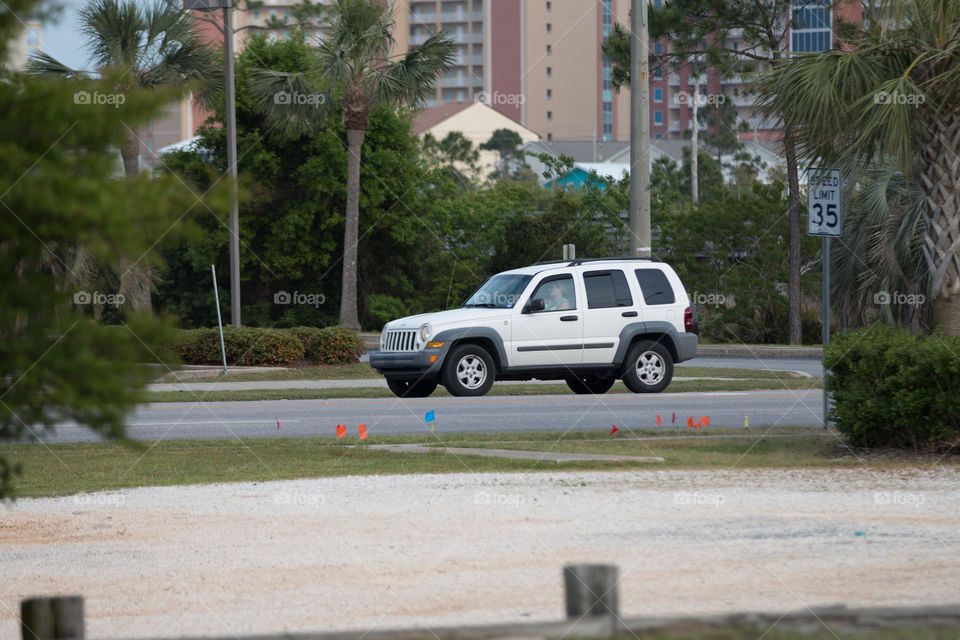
(382, 329, 418, 352)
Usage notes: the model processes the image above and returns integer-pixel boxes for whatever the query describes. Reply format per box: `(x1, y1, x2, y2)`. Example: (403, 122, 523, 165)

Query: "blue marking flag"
(425, 410, 436, 432)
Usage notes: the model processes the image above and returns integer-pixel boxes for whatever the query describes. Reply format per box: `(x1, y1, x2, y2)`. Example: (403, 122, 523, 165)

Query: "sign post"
(807, 168, 842, 429)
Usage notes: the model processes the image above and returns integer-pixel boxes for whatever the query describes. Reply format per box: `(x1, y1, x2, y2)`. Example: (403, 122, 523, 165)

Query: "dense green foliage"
(0, 0, 224, 497)
(657, 183, 822, 343)
(825, 326, 960, 449)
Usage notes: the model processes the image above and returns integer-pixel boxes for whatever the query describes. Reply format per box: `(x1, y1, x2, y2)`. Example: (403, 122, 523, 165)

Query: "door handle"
(560, 315, 578, 321)
(621, 311, 638, 317)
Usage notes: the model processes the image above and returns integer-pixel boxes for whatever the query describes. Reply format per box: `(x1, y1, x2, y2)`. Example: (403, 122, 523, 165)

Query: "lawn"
(4, 427, 948, 499)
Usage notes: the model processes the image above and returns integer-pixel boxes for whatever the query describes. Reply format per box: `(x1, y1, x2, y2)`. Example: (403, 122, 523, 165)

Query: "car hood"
(386, 307, 512, 330)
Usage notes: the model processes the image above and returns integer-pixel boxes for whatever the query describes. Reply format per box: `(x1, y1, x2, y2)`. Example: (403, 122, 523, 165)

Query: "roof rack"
(533, 256, 659, 267)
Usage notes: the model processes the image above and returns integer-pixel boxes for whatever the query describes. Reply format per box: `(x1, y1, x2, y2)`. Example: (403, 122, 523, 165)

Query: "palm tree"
(756, 0, 960, 335)
(251, 0, 454, 330)
(28, 0, 216, 311)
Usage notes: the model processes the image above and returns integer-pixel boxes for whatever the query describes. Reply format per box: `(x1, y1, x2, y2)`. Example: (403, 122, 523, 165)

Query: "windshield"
(462, 274, 532, 309)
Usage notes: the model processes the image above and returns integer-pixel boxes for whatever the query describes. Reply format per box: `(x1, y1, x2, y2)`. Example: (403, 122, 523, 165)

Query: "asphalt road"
(679, 355, 824, 377)
(37, 389, 827, 443)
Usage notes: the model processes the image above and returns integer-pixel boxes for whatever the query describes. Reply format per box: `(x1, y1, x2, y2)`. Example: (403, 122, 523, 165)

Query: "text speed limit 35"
(807, 168, 842, 237)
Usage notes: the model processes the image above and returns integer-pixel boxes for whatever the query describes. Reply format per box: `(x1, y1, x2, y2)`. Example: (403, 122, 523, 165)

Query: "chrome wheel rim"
(635, 351, 665, 385)
(455, 354, 487, 389)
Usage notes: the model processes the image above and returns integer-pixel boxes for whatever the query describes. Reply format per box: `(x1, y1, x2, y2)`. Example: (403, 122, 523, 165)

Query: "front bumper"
(369, 345, 448, 380)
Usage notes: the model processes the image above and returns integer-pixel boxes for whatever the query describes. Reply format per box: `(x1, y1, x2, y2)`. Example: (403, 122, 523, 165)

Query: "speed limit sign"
(807, 168, 842, 236)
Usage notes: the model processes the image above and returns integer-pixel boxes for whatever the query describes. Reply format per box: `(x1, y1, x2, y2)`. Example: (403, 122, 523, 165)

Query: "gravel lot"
(2, 468, 959, 639)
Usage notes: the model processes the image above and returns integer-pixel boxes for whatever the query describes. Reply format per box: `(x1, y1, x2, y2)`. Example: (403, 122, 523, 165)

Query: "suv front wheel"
(622, 340, 673, 393)
(442, 344, 496, 396)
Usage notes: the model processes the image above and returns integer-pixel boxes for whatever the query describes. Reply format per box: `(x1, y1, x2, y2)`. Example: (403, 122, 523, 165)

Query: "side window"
(584, 270, 633, 308)
(530, 274, 576, 312)
(634, 268, 676, 305)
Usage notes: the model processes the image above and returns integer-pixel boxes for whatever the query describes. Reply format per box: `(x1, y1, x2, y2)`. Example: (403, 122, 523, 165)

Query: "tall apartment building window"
(546, 1, 551, 12)
(253, 9, 259, 19)
(546, 44, 552, 56)
(546, 67, 552, 78)
(654, 111, 663, 125)
(653, 65, 662, 80)
(547, 88, 552, 100)
(791, 1, 831, 52)
(601, 0, 614, 140)
(546, 23, 552, 34)
(547, 111, 553, 122)
(654, 42, 662, 55)
(654, 88, 662, 102)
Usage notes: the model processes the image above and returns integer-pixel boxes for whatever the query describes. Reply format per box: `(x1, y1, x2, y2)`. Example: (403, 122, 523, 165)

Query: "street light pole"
(629, 0, 651, 258)
(223, 0, 241, 327)
(184, 0, 241, 326)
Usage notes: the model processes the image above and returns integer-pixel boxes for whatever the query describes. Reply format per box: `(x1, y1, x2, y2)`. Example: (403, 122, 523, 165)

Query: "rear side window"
(634, 268, 675, 305)
(584, 270, 633, 308)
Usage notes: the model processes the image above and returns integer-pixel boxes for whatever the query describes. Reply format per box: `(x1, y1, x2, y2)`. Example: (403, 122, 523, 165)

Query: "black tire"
(621, 340, 673, 393)
(386, 378, 438, 398)
(441, 344, 496, 396)
(565, 375, 616, 395)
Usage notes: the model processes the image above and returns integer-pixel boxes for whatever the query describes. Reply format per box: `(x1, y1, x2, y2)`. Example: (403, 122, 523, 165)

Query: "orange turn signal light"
(430, 355, 437, 363)
(426, 341, 445, 348)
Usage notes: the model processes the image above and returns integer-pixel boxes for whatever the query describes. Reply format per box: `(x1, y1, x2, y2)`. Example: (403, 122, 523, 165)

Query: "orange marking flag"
(336, 424, 346, 438)
(358, 424, 368, 440)
(656, 415, 662, 426)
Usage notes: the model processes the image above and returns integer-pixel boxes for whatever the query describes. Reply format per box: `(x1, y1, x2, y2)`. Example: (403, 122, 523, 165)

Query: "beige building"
(391, 0, 633, 143)
(5, 18, 42, 70)
(413, 100, 540, 179)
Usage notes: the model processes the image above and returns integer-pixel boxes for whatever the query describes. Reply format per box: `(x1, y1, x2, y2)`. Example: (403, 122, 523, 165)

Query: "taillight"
(684, 306, 696, 333)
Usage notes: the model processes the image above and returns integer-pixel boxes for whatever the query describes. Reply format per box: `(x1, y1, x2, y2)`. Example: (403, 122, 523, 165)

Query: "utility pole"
(224, 0, 241, 326)
(183, 0, 241, 325)
(691, 57, 699, 205)
(629, 0, 651, 258)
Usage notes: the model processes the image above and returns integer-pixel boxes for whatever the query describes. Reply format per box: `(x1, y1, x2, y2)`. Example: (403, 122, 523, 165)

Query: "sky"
(39, 0, 90, 70)
(39, 0, 151, 71)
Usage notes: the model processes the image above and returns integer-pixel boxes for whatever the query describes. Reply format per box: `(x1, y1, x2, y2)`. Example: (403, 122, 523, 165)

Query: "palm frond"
(374, 31, 455, 106)
(25, 51, 90, 79)
(248, 68, 329, 139)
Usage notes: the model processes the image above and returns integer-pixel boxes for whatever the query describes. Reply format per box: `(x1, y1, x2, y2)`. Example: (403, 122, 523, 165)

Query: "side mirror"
(523, 298, 545, 314)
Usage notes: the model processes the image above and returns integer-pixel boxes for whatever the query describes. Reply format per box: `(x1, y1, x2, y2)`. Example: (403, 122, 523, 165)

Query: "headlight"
(418, 323, 432, 343)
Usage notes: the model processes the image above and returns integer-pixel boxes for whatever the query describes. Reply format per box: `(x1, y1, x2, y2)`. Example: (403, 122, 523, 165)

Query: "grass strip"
(156, 363, 814, 383)
(141, 378, 821, 403)
(4, 427, 950, 499)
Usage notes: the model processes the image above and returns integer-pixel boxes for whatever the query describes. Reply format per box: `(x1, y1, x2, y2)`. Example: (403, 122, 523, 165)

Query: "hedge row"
(825, 325, 960, 449)
(172, 326, 365, 367)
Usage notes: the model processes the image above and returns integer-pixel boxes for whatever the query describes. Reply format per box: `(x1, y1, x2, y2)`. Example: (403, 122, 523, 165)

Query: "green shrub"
(298, 326, 366, 364)
(174, 327, 305, 366)
(825, 325, 960, 449)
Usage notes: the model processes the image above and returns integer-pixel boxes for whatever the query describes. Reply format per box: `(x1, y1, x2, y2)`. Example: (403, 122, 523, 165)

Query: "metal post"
(629, 0, 651, 258)
(212, 265, 228, 375)
(822, 236, 830, 429)
(224, 0, 241, 327)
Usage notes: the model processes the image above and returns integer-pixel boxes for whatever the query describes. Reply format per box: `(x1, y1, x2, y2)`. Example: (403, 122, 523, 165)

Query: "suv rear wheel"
(622, 340, 673, 393)
(442, 344, 496, 396)
(565, 375, 616, 395)
(386, 378, 438, 398)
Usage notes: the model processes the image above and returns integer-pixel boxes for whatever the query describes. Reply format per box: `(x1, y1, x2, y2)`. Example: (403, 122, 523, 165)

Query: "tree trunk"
(118, 125, 152, 312)
(783, 125, 803, 345)
(121, 125, 140, 178)
(919, 112, 960, 336)
(339, 127, 365, 331)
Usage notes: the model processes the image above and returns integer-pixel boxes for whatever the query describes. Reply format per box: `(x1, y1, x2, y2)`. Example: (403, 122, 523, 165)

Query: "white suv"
(369, 258, 698, 397)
